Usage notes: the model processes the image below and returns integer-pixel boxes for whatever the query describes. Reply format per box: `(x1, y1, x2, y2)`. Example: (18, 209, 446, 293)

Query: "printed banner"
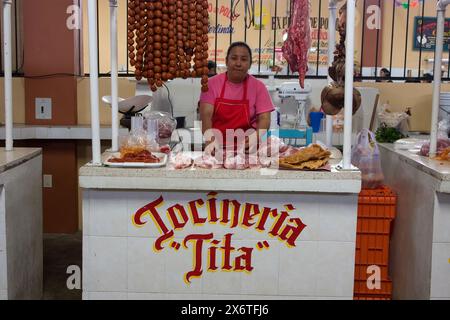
(413, 16, 450, 51)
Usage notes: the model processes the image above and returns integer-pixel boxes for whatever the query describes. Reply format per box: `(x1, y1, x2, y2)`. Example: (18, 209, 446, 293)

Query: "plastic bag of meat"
(282, 0, 311, 89)
(351, 129, 384, 189)
(143, 111, 177, 145)
(420, 139, 450, 157)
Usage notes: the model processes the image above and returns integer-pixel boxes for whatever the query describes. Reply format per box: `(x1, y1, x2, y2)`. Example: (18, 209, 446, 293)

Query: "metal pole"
(110, 0, 119, 152)
(3, 0, 13, 151)
(316, 0, 322, 76)
(430, 0, 450, 156)
(326, 0, 337, 148)
(343, 0, 356, 169)
(88, 0, 101, 165)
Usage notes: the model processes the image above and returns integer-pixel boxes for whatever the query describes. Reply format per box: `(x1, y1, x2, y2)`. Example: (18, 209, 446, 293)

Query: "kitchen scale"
(102, 95, 153, 130)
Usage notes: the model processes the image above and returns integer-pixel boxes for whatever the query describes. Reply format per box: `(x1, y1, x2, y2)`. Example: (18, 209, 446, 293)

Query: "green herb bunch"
(375, 123, 406, 143)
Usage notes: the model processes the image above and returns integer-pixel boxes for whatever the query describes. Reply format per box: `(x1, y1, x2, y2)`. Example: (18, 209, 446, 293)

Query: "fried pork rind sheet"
(433, 147, 450, 161)
(279, 144, 331, 170)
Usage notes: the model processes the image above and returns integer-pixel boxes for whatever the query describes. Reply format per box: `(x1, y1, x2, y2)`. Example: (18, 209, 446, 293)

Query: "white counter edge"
(379, 143, 450, 193)
(0, 148, 42, 174)
(79, 175, 361, 193)
(438, 181, 450, 193)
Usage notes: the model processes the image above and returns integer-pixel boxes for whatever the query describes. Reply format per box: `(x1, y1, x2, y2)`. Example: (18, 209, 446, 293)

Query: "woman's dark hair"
(226, 42, 252, 63)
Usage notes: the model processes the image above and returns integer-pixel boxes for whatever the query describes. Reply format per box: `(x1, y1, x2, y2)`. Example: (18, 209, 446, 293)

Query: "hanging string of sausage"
(127, 0, 209, 92)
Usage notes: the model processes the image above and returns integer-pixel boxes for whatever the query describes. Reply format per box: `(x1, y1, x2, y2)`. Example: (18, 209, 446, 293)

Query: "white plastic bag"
(351, 129, 384, 189)
(377, 102, 410, 128)
(438, 118, 450, 140)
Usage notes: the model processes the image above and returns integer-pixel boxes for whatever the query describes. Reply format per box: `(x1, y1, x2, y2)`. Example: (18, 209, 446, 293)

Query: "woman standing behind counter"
(199, 42, 274, 150)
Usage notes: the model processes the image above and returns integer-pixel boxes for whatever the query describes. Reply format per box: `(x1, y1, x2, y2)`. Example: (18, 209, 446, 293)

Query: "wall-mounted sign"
(132, 192, 307, 284)
(413, 16, 450, 51)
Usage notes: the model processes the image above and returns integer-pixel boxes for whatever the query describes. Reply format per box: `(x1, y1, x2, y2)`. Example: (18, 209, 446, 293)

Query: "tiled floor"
(43, 232, 82, 300)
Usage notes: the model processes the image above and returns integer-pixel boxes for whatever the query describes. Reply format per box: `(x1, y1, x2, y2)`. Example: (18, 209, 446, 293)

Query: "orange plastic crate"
(357, 186, 396, 235)
(358, 186, 397, 212)
(356, 216, 393, 235)
(354, 186, 396, 300)
(355, 233, 390, 266)
(354, 264, 389, 281)
(354, 279, 392, 296)
(354, 294, 392, 300)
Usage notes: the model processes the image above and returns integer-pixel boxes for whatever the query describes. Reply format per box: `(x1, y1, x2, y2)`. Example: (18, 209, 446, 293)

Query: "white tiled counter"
(79, 153, 361, 300)
(0, 148, 43, 300)
(379, 143, 450, 300)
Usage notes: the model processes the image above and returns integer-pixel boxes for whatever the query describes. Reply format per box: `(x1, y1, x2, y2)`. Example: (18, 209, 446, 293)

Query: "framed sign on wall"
(413, 16, 450, 51)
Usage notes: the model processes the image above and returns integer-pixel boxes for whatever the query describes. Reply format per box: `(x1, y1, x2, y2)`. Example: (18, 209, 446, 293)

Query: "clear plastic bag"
(351, 129, 384, 189)
(420, 138, 450, 156)
(438, 118, 450, 140)
(143, 111, 177, 145)
(119, 115, 159, 155)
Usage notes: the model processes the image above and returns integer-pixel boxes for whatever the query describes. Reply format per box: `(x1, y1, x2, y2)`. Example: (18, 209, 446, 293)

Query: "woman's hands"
(243, 112, 271, 153)
(199, 102, 214, 135)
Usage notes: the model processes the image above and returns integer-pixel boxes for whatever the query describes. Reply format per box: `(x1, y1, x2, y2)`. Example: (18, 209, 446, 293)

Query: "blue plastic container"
(310, 112, 324, 133)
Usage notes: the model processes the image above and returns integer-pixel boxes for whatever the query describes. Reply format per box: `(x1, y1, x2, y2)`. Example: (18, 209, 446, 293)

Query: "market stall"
(374, 0, 450, 300)
(0, 148, 43, 300)
(80, 0, 362, 300)
(379, 143, 450, 299)
(80, 152, 360, 299)
(1, 0, 43, 300)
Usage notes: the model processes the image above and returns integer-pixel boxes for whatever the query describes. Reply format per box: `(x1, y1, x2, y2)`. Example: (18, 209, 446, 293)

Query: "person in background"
(207, 60, 217, 77)
(422, 73, 433, 83)
(199, 41, 274, 151)
(377, 68, 393, 82)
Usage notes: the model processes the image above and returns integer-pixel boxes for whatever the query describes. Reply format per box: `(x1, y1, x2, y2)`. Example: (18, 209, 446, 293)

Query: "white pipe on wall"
(343, 0, 356, 169)
(3, 0, 13, 151)
(326, 0, 338, 148)
(110, 0, 119, 152)
(431, 1, 450, 156)
(88, 0, 101, 165)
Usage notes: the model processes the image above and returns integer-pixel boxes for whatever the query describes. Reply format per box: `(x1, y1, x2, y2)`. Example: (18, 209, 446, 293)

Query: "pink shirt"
(199, 73, 275, 127)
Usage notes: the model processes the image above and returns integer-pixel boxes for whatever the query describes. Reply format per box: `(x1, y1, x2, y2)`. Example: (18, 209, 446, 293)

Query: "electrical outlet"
(43, 174, 53, 188)
(35, 98, 52, 120)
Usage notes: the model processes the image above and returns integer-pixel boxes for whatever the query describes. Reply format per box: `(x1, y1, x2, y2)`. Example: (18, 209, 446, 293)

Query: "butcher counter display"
(79, 150, 361, 300)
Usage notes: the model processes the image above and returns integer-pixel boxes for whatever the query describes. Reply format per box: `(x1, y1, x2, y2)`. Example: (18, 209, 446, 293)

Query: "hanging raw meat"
(282, 0, 312, 89)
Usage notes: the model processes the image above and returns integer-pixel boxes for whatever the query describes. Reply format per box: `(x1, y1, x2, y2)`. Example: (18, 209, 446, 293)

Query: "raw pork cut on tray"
(282, 0, 312, 89)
